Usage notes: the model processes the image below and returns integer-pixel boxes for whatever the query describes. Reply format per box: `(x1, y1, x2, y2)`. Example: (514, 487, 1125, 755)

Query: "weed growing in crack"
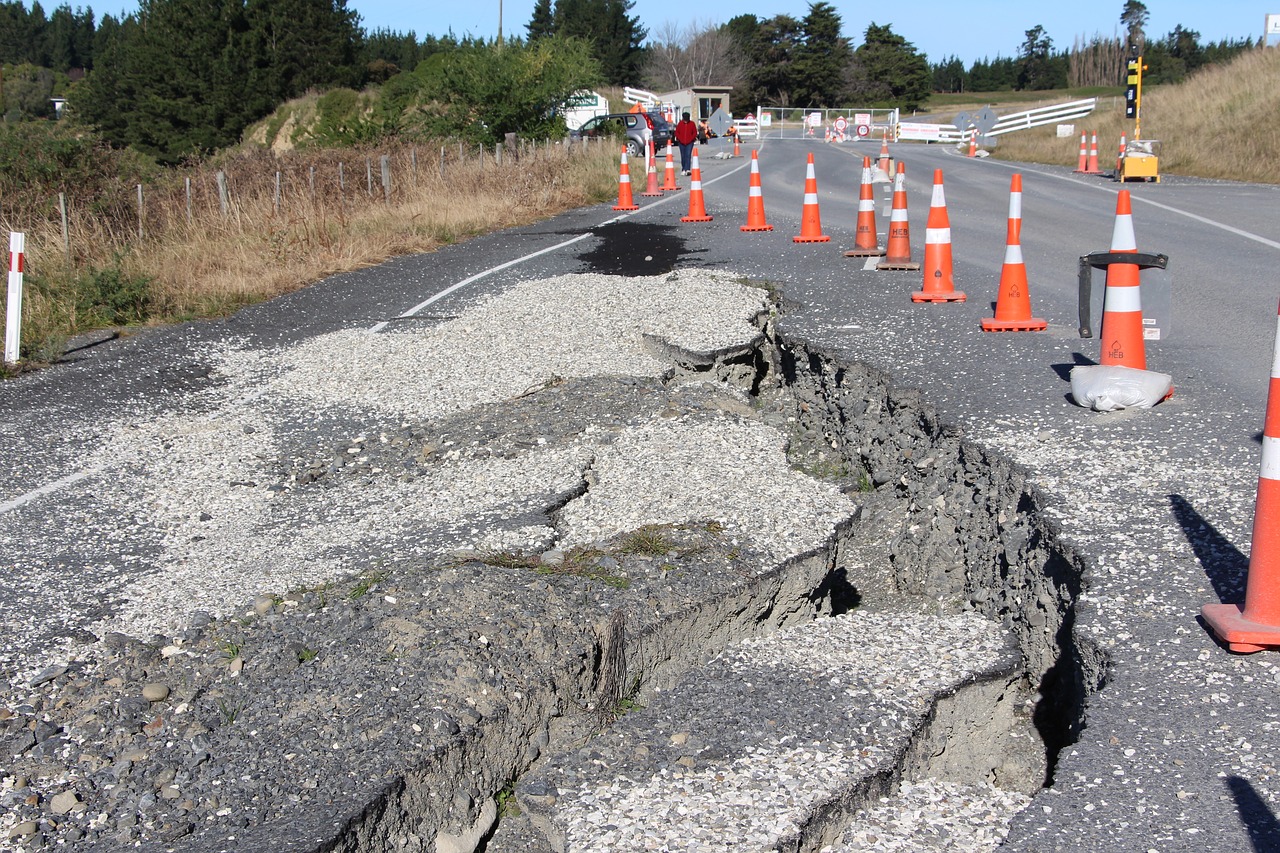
(495, 781, 521, 819)
(617, 524, 676, 557)
(349, 570, 388, 599)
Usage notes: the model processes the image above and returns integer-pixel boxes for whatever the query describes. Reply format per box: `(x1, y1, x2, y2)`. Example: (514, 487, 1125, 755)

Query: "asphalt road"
(3, 134, 1280, 849)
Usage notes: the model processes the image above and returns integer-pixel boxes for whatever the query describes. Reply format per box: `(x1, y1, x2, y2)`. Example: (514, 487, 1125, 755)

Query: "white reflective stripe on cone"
(1103, 284, 1142, 313)
(925, 227, 950, 244)
(1261, 435, 1280, 481)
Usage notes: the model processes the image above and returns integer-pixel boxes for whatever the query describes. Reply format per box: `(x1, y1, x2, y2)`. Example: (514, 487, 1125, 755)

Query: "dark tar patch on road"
(577, 221, 701, 276)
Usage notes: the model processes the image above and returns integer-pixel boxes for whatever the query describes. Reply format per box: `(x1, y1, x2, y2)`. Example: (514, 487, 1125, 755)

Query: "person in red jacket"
(674, 112, 698, 175)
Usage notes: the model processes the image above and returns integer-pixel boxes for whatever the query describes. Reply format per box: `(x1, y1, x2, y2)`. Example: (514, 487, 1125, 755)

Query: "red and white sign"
(833, 117, 848, 133)
(856, 124, 870, 138)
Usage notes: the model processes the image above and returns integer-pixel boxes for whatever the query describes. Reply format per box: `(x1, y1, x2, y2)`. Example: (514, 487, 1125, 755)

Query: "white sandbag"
(1070, 364, 1173, 411)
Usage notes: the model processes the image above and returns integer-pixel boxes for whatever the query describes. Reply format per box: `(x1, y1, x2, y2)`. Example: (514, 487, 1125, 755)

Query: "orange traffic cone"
(912, 169, 965, 302)
(1114, 132, 1127, 176)
(878, 132, 891, 175)
(680, 147, 713, 222)
(793, 152, 830, 243)
(877, 162, 919, 271)
(1097, 190, 1145, 368)
(844, 156, 883, 257)
(1085, 131, 1102, 174)
(733, 135, 741, 157)
(661, 149, 681, 191)
(1072, 131, 1089, 173)
(612, 147, 639, 211)
(982, 174, 1046, 331)
(967, 128, 977, 158)
(740, 150, 773, 232)
(1202, 298, 1280, 652)
(640, 141, 663, 197)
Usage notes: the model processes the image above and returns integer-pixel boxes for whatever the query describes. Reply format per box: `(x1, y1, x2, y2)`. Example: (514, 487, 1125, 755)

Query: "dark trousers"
(678, 142, 694, 172)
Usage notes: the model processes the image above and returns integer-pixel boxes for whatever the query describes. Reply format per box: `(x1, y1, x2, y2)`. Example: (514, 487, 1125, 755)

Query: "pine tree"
(243, 0, 362, 105)
(552, 0, 645, 85)
(790, 2, 848, 106)
(850, 24, 930, 109)
(526, 0, 553, 41)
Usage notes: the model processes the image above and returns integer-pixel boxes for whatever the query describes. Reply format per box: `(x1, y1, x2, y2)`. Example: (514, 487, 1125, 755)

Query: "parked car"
(570, 112, 671, 155)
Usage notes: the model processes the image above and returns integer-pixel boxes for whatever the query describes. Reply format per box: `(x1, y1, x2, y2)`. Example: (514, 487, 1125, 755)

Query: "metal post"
(184, 177, 192, 224)
(366, 158, 373, 196)
(136, 184, 144, 240)
(381, 155, 391, 204)
(274, 171, 281, 213)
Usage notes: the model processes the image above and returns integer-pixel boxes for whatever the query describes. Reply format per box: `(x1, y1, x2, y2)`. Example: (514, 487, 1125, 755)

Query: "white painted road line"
(370, 152, 757, 332)
(0, 468, 100, 517)
(980, 156, 1280, 254)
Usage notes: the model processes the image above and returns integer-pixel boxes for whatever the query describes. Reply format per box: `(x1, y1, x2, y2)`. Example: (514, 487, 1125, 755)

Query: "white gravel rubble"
(824, 778, 1032, 852)
(240, 270, 769, 421)
(71, 270, 853, 644)
(558, 416, 854, 563)
(552, 611, 1010, 852)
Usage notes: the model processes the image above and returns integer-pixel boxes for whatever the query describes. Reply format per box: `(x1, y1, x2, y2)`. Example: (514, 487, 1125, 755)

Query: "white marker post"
(4, 232, 24, 365)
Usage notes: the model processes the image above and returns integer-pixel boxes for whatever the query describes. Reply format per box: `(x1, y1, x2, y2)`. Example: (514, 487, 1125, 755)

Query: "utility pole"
(497, 0, 503, 48)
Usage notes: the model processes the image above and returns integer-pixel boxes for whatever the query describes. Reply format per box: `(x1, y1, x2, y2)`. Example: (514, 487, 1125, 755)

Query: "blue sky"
(372, 0, 1264, 65)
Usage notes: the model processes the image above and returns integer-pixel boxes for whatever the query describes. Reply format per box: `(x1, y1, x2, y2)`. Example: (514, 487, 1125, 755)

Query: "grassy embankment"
(963, 47, 1280, 182)
(0, 117, 620, 369)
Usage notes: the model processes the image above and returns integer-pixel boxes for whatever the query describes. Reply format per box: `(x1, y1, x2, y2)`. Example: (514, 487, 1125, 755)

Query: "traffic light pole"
(1125, 54, 1144, 140)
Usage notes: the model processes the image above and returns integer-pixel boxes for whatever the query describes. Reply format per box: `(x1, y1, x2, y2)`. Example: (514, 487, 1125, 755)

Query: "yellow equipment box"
(1118, 139, 1161, 183)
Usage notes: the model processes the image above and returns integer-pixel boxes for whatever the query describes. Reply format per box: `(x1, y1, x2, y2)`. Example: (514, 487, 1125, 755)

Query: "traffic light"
(1125, 58, 1140, 118)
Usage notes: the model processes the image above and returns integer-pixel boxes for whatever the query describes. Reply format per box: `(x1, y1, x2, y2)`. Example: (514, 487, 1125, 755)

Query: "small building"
(659, 86, 733, 121)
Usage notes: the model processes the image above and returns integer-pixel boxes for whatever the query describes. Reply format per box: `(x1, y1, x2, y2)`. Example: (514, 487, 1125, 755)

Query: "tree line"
(0, 0, 1260, 167)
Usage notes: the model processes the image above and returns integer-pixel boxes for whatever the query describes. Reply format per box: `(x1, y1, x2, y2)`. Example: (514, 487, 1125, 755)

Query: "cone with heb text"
(877, 162, 919, 271)
(612, 147, 639, 211)
(740, 150, 773, 232)
(793, 152, 830, 243)
(661, 148, 681, 191)
(680, 148, 713, 222)
(1202, 298, 1280, 652)
(844, 156, 883, 257)
(1098, 190, 1145, 368)
(982, 174, 1046, 331)
(912, 169, 965, 302)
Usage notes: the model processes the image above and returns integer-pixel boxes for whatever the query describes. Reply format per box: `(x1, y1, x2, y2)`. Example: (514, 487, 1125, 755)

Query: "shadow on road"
(1227, 775, 1280, 853)
(1169, 493, 1248, 605)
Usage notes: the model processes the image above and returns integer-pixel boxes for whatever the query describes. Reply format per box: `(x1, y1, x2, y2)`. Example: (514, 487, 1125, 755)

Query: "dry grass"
(3, 139, 620, 363)
(992, 47, 1280, 183)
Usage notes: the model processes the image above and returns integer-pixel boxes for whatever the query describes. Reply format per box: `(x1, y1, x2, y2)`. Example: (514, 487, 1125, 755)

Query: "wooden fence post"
(136, 184, 144, 240)
(58, 193, 70, 260)
(217, 171, 229, 217)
